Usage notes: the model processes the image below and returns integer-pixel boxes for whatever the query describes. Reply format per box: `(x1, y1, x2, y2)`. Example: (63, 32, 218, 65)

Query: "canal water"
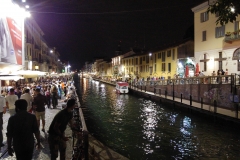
(80, 78, 240, 160)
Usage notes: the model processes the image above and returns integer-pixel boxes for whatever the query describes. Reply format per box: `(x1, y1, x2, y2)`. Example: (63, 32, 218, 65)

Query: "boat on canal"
(116, 82, 129, 94)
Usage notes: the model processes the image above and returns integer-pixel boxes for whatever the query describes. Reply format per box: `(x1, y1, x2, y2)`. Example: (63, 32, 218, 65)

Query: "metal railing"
(132, 75, 233, 86)
(72, 82, 88, 160)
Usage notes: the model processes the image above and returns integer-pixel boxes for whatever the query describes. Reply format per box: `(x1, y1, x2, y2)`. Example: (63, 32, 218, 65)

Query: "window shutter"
(215, 27, 218, 38)
(202, 31, 206, 41)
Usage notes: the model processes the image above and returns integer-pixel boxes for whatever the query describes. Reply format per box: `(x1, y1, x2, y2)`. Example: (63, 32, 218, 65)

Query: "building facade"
(192, 1, 240, 76)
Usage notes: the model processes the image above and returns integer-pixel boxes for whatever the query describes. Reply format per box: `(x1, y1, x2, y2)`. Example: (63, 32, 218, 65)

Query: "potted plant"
(233, 31, 238, 35)
(225, 32, 231, 36)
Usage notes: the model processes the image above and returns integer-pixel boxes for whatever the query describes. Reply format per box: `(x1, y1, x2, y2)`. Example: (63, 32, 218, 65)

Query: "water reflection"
(81, 79, 240, 160)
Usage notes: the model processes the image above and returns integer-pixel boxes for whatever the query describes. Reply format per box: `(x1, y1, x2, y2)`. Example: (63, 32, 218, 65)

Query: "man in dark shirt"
(14, 87, 22, 99)
(33, 88, 47, 132)
(6, 99, 40, 160)
(48, 98, 75, 160)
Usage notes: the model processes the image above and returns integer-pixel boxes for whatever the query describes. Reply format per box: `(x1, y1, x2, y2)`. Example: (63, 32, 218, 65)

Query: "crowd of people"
(0, 76, 79, 160)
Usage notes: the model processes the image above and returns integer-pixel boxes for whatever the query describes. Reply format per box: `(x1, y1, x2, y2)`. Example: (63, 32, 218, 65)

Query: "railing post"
(201, 97, 203, 109)
(190, 95, 192, 106)
(181, 93, 182, 103)
(236, 103, 239, 119)
(214, 100, 217, 113)
(172, 82, 175, 101)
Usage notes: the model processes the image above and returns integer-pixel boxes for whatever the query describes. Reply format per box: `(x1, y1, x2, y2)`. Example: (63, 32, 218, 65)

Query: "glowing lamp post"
(68, 65, 71, 73)
(149, 53, 152, 75)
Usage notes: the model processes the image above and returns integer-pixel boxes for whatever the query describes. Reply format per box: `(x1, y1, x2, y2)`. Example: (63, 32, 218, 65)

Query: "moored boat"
(116, 82, 129, 94)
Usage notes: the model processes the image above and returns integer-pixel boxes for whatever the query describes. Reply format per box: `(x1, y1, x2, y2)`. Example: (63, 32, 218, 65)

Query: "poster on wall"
(0, 12, 23, 65)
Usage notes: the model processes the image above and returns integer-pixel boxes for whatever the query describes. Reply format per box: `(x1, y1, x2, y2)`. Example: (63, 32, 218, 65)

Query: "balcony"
(134, 71, 139, 75)
(224, 31, 240, 43)
(32, 58, 38, 62)
(34, 44, 41, 50)
(26, 38, 32, 44)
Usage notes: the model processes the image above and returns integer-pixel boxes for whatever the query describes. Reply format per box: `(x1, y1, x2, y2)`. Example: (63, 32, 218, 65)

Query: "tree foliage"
(207, 0, 240, 25)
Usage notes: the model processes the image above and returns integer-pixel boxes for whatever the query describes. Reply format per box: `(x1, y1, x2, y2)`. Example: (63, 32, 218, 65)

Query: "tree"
(207, 0, 240, 25)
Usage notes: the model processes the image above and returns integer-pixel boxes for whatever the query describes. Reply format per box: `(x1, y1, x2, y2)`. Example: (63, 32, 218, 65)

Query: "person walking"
(5, 88, 18, 116)
(57, 84, 62, 100)
(48, 99, 76, 160)
(51, 85, 58, 109)
(0, 95, 6, 147)
(14, 87, 22, 99)
(20, 89, 33, 113)
(45, 88, 51, 109)
(6, 99, 41, 160)
(33, 88, 47, 132)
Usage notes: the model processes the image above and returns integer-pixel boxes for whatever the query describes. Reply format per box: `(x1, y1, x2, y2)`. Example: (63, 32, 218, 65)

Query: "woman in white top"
(5, 88, 18, 116)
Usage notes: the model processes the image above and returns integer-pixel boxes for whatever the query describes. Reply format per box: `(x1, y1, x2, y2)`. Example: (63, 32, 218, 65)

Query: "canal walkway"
(0, 97, 73, 160)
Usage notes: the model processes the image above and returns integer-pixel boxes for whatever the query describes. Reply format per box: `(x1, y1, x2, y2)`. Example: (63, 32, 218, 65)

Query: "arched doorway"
(232, 47, 240, 71)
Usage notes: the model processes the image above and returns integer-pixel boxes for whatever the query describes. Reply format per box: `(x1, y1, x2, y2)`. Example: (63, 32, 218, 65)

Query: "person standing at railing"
(225, 69, 229, 83)
(48, 98, 76, 160)
(216, 70, 221, 83)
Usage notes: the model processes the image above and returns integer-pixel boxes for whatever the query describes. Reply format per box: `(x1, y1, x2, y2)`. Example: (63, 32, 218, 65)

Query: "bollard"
(214, 100, 217, 113)
(154, 88, 156, 94)
(201, 97, 203, 109)
(173, 82, 175, 101)
(181, 93, 182, 103)
(236, 103, 239, 119)
(165, 90, 167, 98)
(159, 89, 161, 96)
(145, 86, 146, 92)
(190, 95, 192, 106)
(141, 86, 142, 91)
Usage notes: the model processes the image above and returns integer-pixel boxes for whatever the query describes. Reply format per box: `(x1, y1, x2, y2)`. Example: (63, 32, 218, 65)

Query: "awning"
(0, 75, 24, 81)
(11, 70, 47, 78)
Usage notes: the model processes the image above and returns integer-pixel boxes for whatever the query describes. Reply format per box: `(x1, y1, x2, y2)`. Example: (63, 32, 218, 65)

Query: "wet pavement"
(0, 99, 73, 160)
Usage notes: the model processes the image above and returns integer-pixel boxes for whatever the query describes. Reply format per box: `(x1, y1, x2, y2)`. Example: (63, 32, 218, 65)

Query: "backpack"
(45, 91, 50, 97)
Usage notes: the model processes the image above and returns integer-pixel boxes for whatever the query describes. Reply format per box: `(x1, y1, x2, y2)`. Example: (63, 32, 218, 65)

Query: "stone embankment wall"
(141, 83, 234, 109)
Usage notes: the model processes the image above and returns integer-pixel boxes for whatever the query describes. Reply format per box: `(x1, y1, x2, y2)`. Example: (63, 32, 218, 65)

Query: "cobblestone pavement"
(0, 99, 73, 160)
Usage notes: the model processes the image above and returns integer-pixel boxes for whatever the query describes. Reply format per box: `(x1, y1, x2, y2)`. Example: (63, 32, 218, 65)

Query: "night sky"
(27, 0, 205, 70)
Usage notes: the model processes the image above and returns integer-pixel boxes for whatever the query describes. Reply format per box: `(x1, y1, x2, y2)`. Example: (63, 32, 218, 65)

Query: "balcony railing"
(224, 31, 240, 43)
(34, 44, 41, 50)
(134, 71, 139, 75)
(26, 39, 32, 44)
(32, 58, 38, 61)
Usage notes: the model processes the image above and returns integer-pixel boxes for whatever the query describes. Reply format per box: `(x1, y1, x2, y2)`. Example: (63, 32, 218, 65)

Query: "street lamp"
(149, 53, 153, 75)
(68, 64, 71, 73)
